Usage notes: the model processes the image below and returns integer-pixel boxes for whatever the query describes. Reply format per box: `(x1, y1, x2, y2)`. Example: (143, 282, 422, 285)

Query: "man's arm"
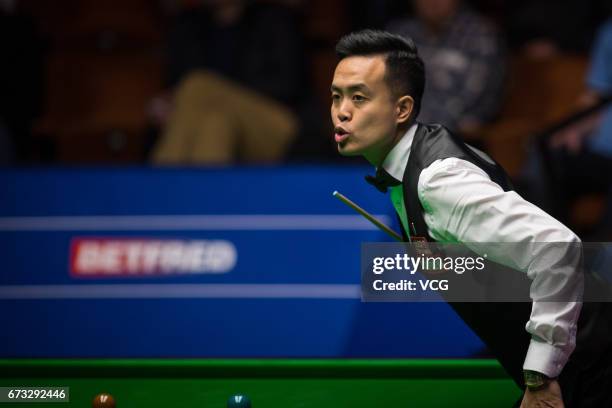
(549, 91, 604, 152)
(417, 157, 583, 378)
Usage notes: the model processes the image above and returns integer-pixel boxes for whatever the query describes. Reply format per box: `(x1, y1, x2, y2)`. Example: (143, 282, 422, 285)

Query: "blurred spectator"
(0, 0, 45, 164)
(532, 19, 612, 237)
(150, 0, 303, 164)
(387, 0, 505, 136)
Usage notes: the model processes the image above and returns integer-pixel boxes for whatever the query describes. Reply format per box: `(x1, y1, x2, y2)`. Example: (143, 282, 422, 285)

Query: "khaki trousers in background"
(151, 71, 297, 164)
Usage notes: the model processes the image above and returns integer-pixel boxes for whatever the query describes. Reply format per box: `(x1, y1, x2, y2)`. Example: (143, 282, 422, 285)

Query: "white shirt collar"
(380, 123, 418, 181)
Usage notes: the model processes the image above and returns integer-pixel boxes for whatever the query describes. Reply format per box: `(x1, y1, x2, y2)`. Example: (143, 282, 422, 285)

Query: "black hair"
(335, 29, 425, 120)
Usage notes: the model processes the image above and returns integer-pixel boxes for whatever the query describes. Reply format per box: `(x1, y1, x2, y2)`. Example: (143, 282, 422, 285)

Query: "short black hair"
(335, 29, 425, 120)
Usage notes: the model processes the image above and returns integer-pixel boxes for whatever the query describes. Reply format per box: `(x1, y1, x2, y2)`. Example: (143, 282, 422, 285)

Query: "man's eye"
(352, 95, 366, 102)
(331, 94, 341, 101)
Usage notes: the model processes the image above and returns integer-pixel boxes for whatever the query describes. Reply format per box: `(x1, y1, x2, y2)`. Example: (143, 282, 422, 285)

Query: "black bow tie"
(365, 168, 401, 193)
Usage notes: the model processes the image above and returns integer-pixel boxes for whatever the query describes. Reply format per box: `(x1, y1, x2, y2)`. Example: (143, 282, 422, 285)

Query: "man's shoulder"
(415, 122, 454, 140)
(408, 122, 463, 167)
(416, 121, 447, 131)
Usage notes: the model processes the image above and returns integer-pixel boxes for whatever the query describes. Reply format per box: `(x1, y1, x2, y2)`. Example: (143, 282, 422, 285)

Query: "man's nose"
(337, 102, 352, 122)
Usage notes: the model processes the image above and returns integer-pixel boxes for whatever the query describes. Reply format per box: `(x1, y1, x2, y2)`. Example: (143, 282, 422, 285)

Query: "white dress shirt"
(380, 123, 583, 378)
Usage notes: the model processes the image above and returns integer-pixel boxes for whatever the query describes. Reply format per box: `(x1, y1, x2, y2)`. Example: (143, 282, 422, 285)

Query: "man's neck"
(380, 123, 419, 181)
(365, 126, 410, 168)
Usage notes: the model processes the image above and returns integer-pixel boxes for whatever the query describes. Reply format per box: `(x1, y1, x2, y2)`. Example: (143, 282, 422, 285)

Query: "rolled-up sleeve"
(418, 157, 583, 378)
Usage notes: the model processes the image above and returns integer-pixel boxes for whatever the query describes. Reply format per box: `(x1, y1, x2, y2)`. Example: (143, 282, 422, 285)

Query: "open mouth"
(334, 127, 350, 143)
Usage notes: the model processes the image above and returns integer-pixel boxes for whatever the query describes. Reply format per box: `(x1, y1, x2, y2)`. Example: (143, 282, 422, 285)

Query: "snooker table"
(0, 359, 522, 407)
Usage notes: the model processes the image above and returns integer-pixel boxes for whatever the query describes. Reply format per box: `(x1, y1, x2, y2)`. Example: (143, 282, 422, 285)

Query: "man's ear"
(396, 95, 414, 125)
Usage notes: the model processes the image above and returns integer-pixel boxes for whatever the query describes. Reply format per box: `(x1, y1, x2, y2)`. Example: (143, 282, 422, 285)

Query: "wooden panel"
(482, 54, 589, 177)
(22, 0, 163, 47)
(36, 51, 163, 162)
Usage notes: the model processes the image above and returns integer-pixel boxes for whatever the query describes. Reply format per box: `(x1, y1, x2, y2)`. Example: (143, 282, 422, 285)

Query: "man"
(150, 0, 300, 164)
(331, 29, 612, 407)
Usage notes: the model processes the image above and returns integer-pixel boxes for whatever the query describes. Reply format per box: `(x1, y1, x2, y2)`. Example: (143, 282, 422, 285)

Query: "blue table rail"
(0, 166, 483, 358)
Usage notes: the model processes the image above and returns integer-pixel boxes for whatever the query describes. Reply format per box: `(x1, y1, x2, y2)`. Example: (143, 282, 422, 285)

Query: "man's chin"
(337, 142, 362, 156)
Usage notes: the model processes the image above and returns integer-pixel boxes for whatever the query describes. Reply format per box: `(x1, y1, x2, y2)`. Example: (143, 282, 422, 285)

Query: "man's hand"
(520, 379, 564, 408)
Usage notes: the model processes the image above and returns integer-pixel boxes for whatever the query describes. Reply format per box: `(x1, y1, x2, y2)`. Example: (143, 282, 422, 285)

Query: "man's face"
(331, 55, 399, 164)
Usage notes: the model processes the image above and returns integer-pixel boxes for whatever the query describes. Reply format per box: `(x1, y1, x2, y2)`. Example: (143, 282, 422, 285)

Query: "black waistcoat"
(398, 123, 612, 387)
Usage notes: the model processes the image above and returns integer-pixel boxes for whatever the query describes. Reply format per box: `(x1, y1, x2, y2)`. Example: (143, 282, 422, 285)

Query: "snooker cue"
(333, 191, 403, 242)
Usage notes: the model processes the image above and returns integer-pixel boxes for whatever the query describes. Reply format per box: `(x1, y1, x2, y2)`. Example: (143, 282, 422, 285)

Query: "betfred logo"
(70, 238, 237, 277)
